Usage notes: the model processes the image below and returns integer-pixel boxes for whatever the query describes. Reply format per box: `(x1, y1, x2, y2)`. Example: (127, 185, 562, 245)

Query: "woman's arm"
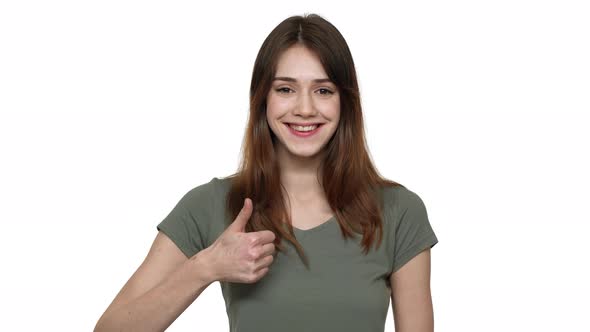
(94, 231, 216, 332)
(390, 249, 434, 332)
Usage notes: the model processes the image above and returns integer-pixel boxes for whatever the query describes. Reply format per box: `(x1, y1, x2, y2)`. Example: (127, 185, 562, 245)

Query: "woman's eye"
(275, 87, 334, 95)
(276, 87, 292, 93)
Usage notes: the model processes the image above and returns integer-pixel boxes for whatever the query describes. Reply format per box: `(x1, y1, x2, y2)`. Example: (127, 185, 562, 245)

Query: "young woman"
(95, 13, 439, 332)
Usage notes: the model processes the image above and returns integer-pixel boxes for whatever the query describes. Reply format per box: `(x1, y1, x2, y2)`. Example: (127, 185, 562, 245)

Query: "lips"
(284, 122, 322, 137)
(285, 123, 323, 126)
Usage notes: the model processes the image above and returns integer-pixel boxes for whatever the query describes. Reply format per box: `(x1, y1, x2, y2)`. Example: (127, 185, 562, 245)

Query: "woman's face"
(266, 44, 340, 161)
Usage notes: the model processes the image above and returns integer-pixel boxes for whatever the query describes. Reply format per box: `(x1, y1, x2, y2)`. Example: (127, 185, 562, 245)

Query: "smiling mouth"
(284, 123, 323, 136)
(284, 122, 324, 126)
(284, 122, 322, 129)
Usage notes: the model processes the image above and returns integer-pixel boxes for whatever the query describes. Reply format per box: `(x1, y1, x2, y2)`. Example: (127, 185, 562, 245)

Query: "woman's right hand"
(203, 198, 276, 284)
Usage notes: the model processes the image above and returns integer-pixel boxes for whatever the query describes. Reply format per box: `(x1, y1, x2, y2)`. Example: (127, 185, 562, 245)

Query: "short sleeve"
(391, 188, 439, 273)
(156, 190, 205, 259)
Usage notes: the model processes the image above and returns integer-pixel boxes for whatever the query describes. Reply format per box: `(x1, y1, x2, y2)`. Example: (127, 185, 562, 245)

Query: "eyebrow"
(273, 76, 333, 83)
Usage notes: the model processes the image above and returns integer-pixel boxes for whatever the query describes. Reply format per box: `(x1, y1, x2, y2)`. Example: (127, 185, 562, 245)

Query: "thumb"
(228, 198, 253, 233)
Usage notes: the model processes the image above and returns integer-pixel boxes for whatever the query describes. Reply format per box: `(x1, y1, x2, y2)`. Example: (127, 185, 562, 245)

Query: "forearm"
(94, 251, 215, 332)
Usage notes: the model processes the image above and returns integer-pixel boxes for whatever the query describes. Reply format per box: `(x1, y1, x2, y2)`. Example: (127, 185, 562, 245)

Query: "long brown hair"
(222, 13, 404, 268)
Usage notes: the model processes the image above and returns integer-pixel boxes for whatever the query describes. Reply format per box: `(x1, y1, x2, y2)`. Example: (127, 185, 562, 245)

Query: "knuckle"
(248, 260, 257, 271)
(248, 234, 259, 245)
(248, 248, 259, 260)
(247, 272, 258, 283)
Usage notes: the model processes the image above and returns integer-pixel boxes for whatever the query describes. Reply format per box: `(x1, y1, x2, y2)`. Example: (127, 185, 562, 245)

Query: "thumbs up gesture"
(204, 198, 277, 283)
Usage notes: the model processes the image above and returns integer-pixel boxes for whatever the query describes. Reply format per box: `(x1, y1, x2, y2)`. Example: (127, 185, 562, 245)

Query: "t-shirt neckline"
(290, 215, 336, 236)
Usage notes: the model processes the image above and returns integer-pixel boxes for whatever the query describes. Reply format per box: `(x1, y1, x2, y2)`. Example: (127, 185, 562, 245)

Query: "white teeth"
(289, 124, 318, 132)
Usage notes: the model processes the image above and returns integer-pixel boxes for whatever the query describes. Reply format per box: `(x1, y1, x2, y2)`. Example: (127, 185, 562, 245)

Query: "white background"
(1, 1, 589, 331)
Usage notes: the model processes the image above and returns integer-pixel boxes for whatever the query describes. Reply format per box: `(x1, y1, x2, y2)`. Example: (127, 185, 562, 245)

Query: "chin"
(286, 144, 328, 158)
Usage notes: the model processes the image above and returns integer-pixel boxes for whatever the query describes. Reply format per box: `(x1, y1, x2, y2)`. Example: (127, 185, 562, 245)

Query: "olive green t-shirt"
(157, 176, 439, 332)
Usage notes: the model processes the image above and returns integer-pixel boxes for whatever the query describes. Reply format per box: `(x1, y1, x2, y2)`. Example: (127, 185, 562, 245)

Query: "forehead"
(274, 45, 329, 80)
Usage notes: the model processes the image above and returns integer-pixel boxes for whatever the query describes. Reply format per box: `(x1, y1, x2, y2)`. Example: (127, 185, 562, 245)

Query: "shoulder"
(180, 176, 233, 234)
(181, 177, 216, 204)
(379, 184, 429, 228)
(179, 176, 231, 212)
(381, 184, 425, 213)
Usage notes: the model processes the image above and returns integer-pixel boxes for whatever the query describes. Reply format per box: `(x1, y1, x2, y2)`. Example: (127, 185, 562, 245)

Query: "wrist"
(189, 247, 218, 285)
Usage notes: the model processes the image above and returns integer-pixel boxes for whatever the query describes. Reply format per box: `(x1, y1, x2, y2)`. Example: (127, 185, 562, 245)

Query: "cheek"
(266, 101, 293, 123)
(265, 98, 278, 118)
(265, 95, 282, 113)
(269, 98, 291, 110)
(328, 100, 341, 119)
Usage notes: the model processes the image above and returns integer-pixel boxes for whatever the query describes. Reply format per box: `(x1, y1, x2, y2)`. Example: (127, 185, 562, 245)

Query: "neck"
(276, 144, 326, 202)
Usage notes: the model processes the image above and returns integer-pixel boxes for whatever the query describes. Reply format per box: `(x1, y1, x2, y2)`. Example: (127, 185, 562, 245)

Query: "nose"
(293, 91, 317, 117)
